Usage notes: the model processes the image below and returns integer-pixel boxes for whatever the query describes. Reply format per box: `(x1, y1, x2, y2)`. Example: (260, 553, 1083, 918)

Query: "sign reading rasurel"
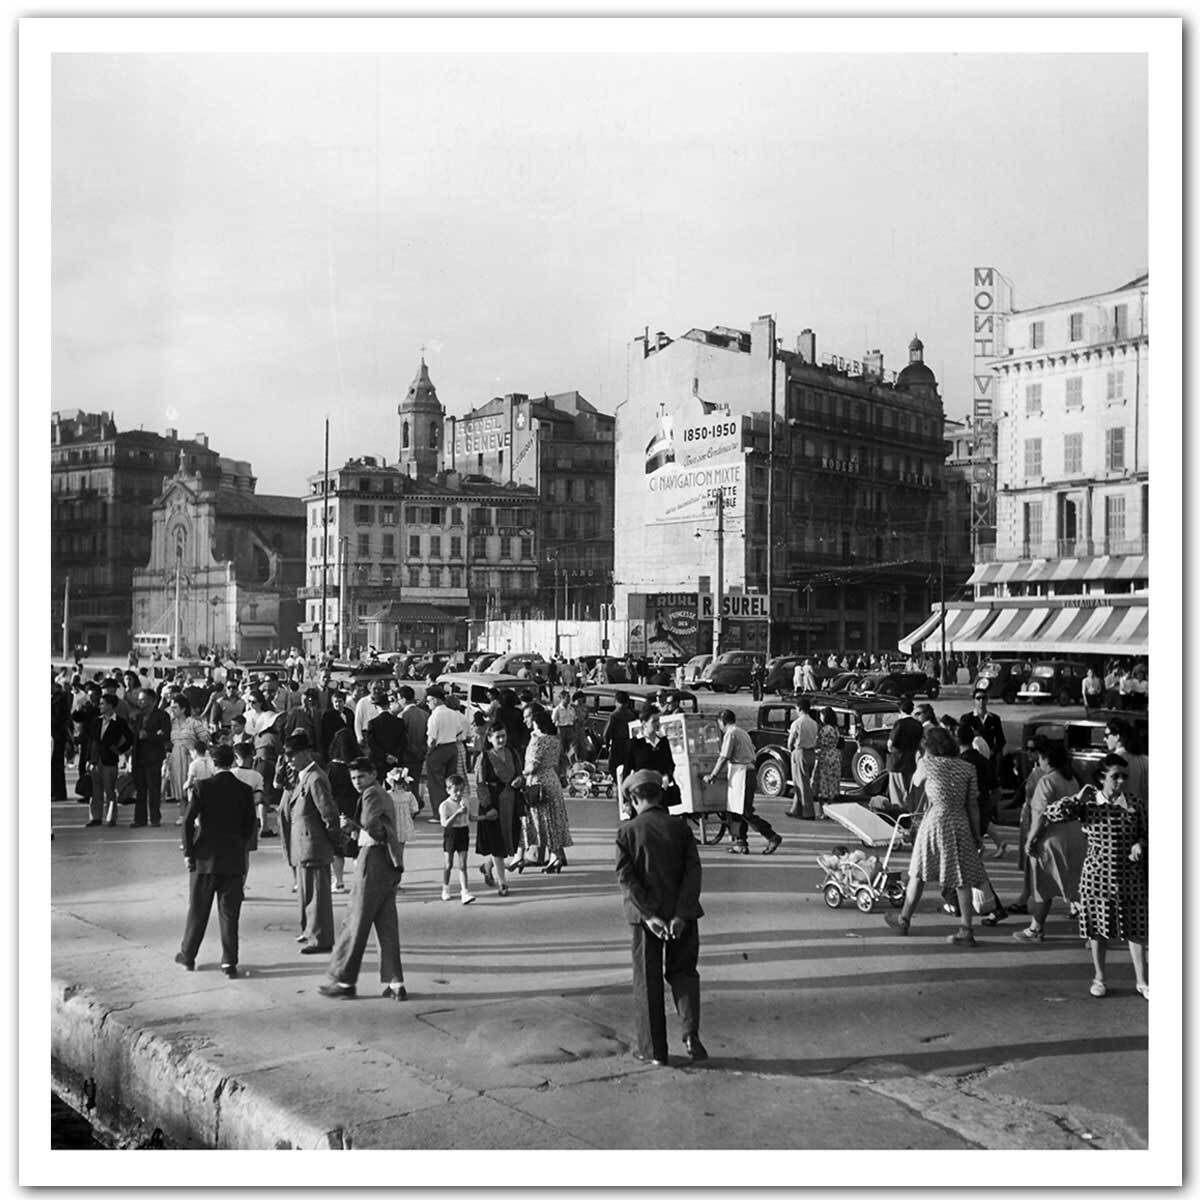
(699, 593, 768, 621)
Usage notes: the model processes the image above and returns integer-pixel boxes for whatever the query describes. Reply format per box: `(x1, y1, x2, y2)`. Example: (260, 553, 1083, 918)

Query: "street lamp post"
(547, 551, 562, 656)
(695, 486, 728, 657)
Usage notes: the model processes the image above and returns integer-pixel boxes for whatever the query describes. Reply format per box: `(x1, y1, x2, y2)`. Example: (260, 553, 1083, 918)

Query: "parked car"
(823, 670, 869, 694)
(412, 653, 451, 681)
(433, 671, 545, 723)
(973, 658, 1031, 704)
(487, 652, 549, 680)
(749, 697, 904, 797)
(762, 655, 805, 694)
(682, 655, 713, 687)
(1017, 659, 1089, 706)
(699, 651, 762, 693)
(573, 685, 700, 761)
(382, 653, 420, 679)
(644, 658, 686, 686)
(992, 708, 1149, 825)
(469, 652, 501, 673)
(853, 670, 940, 701)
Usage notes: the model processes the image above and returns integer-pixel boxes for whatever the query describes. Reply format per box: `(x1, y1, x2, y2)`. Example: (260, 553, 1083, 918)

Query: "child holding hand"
(438, 773, 476, 905)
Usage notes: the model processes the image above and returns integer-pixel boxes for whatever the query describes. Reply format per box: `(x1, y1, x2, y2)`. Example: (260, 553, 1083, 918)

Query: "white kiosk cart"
(619, 711, 742, 842)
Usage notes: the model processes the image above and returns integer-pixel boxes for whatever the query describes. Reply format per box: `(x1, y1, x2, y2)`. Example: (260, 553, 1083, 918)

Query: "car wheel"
(850, 747, 885, 787)
(855, 888, 876, 914)
(756, 758, 787, 798)
(927, 683, 940, 700)
(1002, 686, 1017, 704)
(823, 883, 843, 909)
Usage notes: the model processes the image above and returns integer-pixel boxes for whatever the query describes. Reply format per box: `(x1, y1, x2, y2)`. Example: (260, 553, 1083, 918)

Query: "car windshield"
(1032, 666, 1055, 677)
(978, 663, 1002, 677)
(860, 711, 901, 732)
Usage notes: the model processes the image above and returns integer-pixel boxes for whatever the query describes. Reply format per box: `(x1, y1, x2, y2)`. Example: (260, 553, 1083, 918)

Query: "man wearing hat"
(280, 730, 340, 954)
(614, 769, 707, 1067)
(130, 688, 172, 827)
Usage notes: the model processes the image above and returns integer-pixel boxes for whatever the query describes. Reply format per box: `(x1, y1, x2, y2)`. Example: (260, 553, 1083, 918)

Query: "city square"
(23, 13, 1181, 1185)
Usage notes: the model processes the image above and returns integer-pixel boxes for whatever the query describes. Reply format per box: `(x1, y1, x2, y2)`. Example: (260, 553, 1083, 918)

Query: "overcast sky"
(51, 52, 1147, 495)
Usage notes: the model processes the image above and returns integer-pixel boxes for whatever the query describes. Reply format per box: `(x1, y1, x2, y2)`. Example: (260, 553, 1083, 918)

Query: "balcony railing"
(976, 535, 1148, 563)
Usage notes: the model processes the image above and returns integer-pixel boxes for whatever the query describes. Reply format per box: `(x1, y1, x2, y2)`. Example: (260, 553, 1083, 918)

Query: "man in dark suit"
(885, 696, 924, 810)
(130, 688, 171, 827)
(366, 693, 407, 782)
(175, 743, 256, 977)
(281, 730, 340, 954)
(87, 692, 133, 826)
(615, 769, 706, 1067)
(318, 688, 353, 761)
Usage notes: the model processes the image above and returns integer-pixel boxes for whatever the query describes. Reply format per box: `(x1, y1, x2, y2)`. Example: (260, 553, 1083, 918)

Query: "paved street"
(50, 763, 1147, 1151)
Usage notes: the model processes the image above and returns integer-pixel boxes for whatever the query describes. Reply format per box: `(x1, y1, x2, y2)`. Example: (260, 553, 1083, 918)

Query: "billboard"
(454, 412, 511, 456)
(627, 592, 703, 658)
(644, 396, 746, 526)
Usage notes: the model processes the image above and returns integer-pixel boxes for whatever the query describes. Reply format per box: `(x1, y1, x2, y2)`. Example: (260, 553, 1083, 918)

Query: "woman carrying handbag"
(475, 723, 522, 895)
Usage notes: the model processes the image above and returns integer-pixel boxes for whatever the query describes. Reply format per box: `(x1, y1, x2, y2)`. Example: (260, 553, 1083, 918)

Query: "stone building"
(901, 272, 1149, 662)
(443, 390, 615, 618)
(50, 410, 222, 654)
(615, 317, 949, 658)
(130, 457, 305, 658)
(297, 361, 539, 657)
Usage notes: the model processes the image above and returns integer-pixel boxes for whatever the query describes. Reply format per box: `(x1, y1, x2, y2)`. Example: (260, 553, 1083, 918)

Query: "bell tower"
(398, 357, 444, 477)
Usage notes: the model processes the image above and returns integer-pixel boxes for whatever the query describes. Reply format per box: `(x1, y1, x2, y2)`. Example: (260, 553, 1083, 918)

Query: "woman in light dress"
(519, 708, 574, 874)
(165, 695, 208, 821)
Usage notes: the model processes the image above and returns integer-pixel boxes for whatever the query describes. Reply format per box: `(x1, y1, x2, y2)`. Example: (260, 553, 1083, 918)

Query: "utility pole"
(61, 576, 70, 661)
(320, 417, 329, 656)
(765, 314, 776, 660)
(172, 554, 182, 661)
(939, 532, 947, 671)
(551, 553, 561, 656)
(714, 489, 725, 657)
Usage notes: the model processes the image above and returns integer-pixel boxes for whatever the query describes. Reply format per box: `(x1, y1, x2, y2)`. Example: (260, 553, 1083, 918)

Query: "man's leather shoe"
(633, 1051, 669, 1067)
(317, 982, 356, 998)
(300, 944, 332, 955)
(130, 821, 148, 828)
(683, 1035, 709, 1061)
(221, 964, 238, 979)
(173, 952, 195, 971)
(381, 985, 408, 1001)
(85, 820, 101, 828)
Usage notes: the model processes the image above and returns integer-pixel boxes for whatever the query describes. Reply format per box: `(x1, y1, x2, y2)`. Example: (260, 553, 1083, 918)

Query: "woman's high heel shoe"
(507, 859, 527, 874)
(542, 860, 563, 874)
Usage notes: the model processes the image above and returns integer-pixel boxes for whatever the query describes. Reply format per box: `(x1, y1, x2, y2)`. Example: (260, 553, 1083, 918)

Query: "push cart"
(817, 802, 916, 913)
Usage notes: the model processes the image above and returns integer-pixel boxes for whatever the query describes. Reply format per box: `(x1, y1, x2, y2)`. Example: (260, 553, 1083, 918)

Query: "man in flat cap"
(614, 769, 707, 1067)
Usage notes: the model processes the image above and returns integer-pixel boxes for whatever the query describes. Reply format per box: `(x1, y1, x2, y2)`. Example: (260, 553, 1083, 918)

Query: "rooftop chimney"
(194, 432, 209, 448)
(751, 314, 776, 363)
(165, 428, 178, 440)
(797, 329, 816, 364)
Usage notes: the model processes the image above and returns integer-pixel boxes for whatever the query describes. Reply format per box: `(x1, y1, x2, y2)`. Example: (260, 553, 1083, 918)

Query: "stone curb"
(51, 977, 346, 1150)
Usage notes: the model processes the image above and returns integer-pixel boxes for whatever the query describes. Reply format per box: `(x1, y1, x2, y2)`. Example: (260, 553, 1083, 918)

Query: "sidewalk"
(49, 796, 1148, 1151)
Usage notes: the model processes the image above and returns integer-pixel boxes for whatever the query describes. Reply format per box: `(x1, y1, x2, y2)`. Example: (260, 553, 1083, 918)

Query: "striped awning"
(899, 600, 1148, 656)
(968, 554, 1148, 587)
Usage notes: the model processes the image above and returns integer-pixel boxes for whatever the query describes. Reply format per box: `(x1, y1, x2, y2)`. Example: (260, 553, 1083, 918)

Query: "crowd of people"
(52, 652, 1149, 1030)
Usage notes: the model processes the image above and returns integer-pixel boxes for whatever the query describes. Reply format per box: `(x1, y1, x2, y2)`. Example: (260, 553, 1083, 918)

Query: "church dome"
(896, 332, 936, 391)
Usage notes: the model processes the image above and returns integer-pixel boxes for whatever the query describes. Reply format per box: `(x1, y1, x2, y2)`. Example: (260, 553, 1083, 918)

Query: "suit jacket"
(353, 781, 406, 870)
(131, 706, 171, 767)
(366, 710, 407, 771)
(615, 805, 703, 926)
(91, 715, 133, 767)
(288, 762, 340, 867)
(400, 705, 429, 768)
(319, 707, 352, 759)
(183, 770, 256, 874)
(887, 716, 923, 774)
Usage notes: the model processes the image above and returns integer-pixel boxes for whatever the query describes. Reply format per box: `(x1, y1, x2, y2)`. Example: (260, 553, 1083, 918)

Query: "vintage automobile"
(573, 685, 700, 761)
(432, 671, 545, 723)
(698, 650, 762, 693)
(486, 652, 550, 680)
(1016, 659, 1089, 706)
(762, 655, 806, 694)
(850, 670, 940, 701)
(991, 708, 1149, 825)
(973, 657, 1031, 704)
(682, 654, 713, 687)
(575, 655, 633, 684)
(749, 697, 903, 797)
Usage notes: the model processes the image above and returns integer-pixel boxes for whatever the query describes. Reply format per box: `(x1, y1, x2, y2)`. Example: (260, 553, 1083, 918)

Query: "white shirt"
(426, 705, 462, 747)
(244, 707, 278, 737)
(788, 713, 819, 751)
(232, 765, 264, 804)
(354, 695, 384, 744)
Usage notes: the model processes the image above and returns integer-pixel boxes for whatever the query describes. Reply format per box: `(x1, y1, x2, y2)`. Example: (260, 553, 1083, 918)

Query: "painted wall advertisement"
(644, 396, 746, 526)
(454, 413, 512, 456)
(626, 592, 703, 659)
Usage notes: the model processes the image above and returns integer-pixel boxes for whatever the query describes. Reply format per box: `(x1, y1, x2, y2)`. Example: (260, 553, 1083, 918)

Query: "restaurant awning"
(967, 554, 1148, 588)
(898, 600, 1148, 657)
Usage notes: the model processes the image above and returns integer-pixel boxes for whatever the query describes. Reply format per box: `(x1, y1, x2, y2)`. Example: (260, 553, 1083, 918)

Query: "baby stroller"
(566, 760, 616, 799)
(817, 802, 916, 913)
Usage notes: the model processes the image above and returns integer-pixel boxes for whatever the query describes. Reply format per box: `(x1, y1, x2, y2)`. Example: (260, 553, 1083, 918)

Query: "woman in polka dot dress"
(1043, 754, 1148, 1000)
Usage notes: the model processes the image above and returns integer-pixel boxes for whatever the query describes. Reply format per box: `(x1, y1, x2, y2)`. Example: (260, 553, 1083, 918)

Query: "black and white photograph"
(20, 11, 1182, 1186)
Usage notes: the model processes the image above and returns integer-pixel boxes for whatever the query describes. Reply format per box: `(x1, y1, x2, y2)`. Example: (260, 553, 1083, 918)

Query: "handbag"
(970, 885, 997, 915)
(524, 781, 546, 807)
(74, 773, 93, 800)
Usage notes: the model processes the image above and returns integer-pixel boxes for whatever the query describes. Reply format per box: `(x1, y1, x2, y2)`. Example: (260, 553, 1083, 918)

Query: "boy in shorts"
(438, 773, 476, 905)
